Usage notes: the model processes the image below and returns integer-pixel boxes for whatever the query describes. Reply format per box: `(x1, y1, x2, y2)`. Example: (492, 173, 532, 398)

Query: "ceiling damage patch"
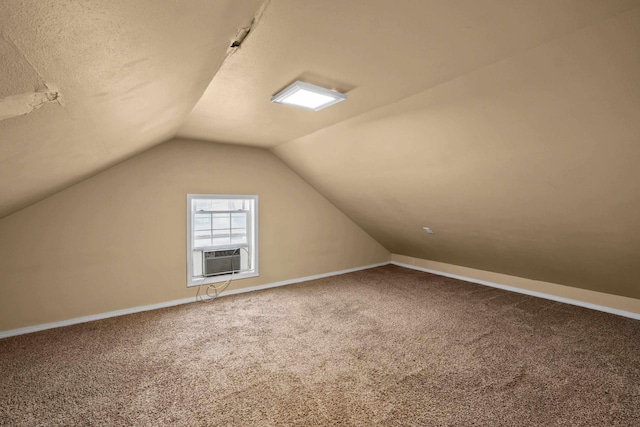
(227, 0, 270, 52)
(0, 84, 61, 121)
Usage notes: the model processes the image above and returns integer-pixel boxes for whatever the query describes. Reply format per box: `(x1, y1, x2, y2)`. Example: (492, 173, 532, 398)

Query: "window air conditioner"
(203, 248, 241, 276)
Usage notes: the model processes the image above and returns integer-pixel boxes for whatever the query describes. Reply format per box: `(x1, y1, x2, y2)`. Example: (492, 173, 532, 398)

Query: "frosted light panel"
(281, 89, 335, 109)
(271, 81, 347, 111)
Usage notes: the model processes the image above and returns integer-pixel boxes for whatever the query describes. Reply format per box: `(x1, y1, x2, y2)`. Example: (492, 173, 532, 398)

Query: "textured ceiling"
(2, 1, 640, 299)
(0, 0, 263, 218)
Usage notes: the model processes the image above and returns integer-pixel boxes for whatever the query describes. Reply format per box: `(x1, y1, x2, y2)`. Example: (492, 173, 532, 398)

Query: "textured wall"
(0, 139, 389, 332)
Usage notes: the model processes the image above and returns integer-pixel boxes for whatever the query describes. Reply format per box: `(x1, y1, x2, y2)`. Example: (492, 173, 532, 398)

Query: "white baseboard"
(390, 261, 640, 321)
(216, 261, 390, 298)
(4, 259, 636, 339)
(0, 262, 389, 340)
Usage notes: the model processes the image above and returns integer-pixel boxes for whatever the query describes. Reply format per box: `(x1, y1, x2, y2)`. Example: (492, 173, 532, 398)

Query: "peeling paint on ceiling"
(0, 0, 265, 218)
(0, 87, 60, 121)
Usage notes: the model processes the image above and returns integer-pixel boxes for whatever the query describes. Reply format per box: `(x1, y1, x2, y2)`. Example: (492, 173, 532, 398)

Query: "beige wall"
(0, 138, 389, 332)
(392, 255, 640, 317)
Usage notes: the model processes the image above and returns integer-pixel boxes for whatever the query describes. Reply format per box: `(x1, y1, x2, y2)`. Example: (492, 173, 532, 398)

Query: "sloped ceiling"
(270, 2, 640, 299)
(274, 3, 640, 299)
(2, 1, 640, 299)
(178, 0, 639, 147)
(0, 0, 263, 218)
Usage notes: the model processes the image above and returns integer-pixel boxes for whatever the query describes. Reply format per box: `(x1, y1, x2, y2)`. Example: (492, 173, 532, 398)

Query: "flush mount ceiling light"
(271, 81, 347, 111)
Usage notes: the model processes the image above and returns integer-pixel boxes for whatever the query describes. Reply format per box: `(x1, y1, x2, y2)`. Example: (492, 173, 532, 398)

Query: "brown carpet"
(1, 265, 639, 426)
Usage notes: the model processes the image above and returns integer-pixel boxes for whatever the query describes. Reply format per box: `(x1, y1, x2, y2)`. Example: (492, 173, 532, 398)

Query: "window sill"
(187, 271, 259, 288)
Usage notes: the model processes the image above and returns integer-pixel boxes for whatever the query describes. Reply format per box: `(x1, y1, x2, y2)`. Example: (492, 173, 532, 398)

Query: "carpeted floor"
(1, 265, 639, 426)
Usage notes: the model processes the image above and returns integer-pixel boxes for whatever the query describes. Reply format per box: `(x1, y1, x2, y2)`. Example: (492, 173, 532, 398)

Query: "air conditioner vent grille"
(203, 248, 240, 276)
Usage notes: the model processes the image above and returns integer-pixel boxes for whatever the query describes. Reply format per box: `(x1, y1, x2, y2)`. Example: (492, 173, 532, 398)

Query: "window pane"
(194, 230, 211, 238)
(194, 237, 211, 248)
(212, 213, 230, 230)
(231, 213, 246, 228)
(194, 199, 223, 211)
(212, 229, 230, 239)
(212, 236, 230, 246)
(194, 214, 211, 231)
(231, 213, 247, 244)
(231, 234, 246, 244)
(227, 199, 243, 210)
(194, 229, 211, 247)
(194, 199, 211, 211)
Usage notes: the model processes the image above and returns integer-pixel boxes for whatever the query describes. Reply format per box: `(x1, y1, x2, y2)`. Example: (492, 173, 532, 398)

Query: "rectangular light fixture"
(271, 81, 347, 111)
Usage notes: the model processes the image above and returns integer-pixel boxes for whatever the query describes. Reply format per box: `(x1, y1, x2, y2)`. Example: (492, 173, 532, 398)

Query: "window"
(186, 195, 258, 286)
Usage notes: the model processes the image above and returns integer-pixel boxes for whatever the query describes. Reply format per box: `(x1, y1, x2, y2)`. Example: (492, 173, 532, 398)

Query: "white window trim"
(186, 194, 259, 287)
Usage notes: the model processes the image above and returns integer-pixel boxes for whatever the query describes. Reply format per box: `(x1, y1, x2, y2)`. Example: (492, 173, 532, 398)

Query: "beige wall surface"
(0, 139, 389, 332)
